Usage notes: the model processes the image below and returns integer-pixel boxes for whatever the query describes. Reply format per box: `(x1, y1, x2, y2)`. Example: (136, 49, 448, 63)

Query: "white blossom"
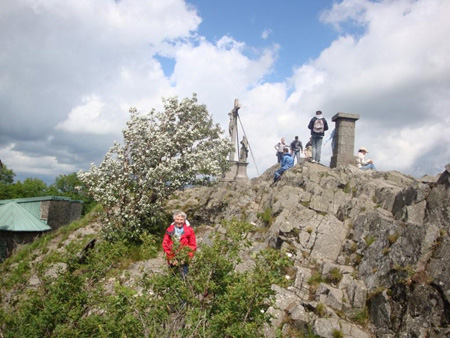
(78, 95, 233, 240)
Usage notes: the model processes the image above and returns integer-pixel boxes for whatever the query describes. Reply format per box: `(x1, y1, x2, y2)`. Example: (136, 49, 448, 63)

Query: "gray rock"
(313, 317, 341, 337)
(405, 200, 426, 225)
(347, 280, 367, 308)
(293, 266, 313, 300)
(310, 215, 347, 262)
(316, 283, 345, 311)
(45, 262, 67, 278)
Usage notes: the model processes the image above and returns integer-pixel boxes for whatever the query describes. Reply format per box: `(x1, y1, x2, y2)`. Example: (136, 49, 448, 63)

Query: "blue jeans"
(311, 136, 323, 162)
(360, 163, 376, 170)
(170, 264, 189, 279)
(274, 167, 286, 181)
(292, 150, 301, 164)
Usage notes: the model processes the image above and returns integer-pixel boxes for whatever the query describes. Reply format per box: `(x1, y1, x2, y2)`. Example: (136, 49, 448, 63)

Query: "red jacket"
(162, 224, 196, 261)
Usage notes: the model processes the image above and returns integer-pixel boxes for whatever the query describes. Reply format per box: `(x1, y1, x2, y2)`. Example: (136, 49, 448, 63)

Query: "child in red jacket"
(162, 210, 196, 278)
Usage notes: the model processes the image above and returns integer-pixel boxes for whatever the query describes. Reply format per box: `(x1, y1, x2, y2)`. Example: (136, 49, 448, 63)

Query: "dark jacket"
(308, 116, 329, 137)
(290, 139, 303, 152)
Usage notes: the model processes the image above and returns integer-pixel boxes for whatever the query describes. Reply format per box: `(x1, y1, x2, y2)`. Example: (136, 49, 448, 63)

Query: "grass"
(350, 307, 369, 325)
(307, 271, 324, 286)
(325, 268, 343, 285)
(343, 182, 351, 194)
(367, 286, 386, 300)
(256, 208, 274, 226)
(364, 235, 376, 246)
(316, 302, 326, 317)
(387, 232, 399, 245)
(332, 329, 344, 338)
(301, 201, 310, 208)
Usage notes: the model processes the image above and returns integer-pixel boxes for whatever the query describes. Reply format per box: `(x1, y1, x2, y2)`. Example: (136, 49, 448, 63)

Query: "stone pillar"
(330, 113, 360, 168)
(222, 161, 238, 182)
(235, 162, 249, 181)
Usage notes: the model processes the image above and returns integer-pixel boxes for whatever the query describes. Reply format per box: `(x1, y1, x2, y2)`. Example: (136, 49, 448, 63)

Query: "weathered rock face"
(167, 162, 450, 337)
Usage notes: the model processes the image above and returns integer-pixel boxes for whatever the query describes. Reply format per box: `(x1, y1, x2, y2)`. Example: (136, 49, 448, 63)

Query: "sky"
(1, 0, 450, 185)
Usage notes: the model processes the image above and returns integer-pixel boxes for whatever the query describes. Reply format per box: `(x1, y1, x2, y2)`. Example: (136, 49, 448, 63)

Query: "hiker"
(162, 210, 196, 278)
(290, 136, 303, 165)
(274, 137, 289, 164)
(307, 110, 329, 163)
(324, 129, 336, 153)
(304, 137, 312, 161)
(274, 147, 294, 182)
(356, 147, 376, 170)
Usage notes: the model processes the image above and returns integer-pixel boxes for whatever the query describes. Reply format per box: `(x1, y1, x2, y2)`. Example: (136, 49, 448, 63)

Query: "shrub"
(1, 220, 292, 338)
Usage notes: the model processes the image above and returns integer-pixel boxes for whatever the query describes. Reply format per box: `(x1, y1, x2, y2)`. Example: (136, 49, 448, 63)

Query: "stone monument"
(221, 99, 249, 182)
(330, 112, 360, 168)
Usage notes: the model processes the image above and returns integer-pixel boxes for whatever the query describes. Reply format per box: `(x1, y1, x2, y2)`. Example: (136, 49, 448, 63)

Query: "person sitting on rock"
(356, 147, 376, 170)
(274, 147, 294, 182)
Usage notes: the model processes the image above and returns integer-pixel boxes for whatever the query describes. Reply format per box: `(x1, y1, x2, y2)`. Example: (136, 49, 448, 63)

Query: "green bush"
(1, 220, 292, 338)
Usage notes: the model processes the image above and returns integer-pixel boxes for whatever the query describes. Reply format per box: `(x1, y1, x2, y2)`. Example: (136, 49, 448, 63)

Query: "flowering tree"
(78, 95, 232, 241)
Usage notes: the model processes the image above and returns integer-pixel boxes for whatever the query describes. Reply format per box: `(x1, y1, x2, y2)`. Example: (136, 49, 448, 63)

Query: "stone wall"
(41, 200, 82, 230)
(0, 232, 44, 262)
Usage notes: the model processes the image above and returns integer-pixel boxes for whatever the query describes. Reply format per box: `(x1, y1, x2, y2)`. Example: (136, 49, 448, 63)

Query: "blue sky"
(189, 0, 338, 82)
(1, 0, 450, 184)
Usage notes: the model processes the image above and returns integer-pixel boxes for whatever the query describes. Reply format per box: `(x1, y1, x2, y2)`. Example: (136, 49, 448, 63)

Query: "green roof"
(0, 196, 81, 205)
(0, 202, 51, 232)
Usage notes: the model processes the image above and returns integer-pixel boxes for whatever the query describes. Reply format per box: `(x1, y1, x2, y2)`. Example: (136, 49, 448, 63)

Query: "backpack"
(313, 118, 324, 133)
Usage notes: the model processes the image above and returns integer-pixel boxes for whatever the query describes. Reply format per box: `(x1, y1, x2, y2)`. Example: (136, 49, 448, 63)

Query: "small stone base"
(221, 161, 249, 182)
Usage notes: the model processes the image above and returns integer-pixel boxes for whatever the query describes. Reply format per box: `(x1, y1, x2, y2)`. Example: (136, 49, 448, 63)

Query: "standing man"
(290, 136, 303, 165)
(274, 137, 288, 164)
(307, 110, 329, 163)
(162, 210, 196, 278)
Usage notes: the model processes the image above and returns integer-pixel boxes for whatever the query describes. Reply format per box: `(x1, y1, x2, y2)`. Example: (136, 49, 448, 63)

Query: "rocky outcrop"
(167, 162, 450, 337)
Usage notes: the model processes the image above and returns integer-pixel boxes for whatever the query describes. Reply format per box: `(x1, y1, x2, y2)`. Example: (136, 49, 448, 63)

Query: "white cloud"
(0, 144, 76, 177)
(285, 0, 450, 175)
(55, 95, 119, 135)
(262, 29, 272, 39)
(0, 0, 201, 181)
(1, 0, 450, 183)
(170, 37, 278, 125)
